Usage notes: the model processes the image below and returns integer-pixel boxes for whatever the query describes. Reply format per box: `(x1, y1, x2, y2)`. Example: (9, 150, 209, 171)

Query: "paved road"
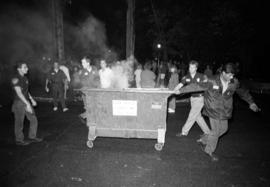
(0, 94, 269, 187)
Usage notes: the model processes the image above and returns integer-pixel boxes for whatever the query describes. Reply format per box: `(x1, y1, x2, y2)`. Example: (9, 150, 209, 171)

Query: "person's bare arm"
(14, 86, 33, 113)
(28, 93, 37, 106)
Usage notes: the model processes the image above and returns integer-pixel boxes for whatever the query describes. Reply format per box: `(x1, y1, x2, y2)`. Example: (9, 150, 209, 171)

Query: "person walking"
(45, 61, 69, 112)
(174, 60, 210, 137)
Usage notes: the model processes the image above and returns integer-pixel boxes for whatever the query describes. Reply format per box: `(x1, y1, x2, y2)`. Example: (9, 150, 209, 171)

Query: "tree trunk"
(126, 0, 135, 59)
(52, 0, 65, 62)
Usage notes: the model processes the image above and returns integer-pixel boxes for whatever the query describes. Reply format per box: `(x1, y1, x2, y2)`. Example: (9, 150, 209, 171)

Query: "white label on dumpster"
(112, 100, 137, 116)
(151, 102, 162, 109)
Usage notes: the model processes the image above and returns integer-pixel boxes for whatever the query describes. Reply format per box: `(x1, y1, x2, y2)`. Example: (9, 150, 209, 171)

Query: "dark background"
(0, 0, 269, 81)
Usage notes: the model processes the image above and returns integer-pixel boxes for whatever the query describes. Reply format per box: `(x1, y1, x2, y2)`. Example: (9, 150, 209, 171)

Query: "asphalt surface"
(0, 92, 270, 187)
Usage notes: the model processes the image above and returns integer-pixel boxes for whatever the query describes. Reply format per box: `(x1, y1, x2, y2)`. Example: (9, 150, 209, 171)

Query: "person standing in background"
(45, 61, 69, 112)
(59, 64, 71, 99)
(168, 65, 179, 113)
(134, 63, 142, 88)
(99, 59, 113, 88)
(204, 64, 213, 78)
(157, 62, 167, 88)
(141, 62, 156, 88)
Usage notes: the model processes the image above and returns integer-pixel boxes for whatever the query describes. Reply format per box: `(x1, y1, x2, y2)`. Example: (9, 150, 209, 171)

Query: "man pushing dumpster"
(78, 56, 100, 123)
(175, 63, 260, 161)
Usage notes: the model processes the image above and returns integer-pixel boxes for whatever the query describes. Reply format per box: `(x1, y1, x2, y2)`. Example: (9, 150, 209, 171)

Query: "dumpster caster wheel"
(86, 140, 94, 148)
(154, 143, 163, 151)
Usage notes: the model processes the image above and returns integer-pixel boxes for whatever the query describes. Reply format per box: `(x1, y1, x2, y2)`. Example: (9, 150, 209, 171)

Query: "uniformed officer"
(174, 60, 210, 137)
(11, 62, 43, 145)
(78, 56, 100, 123)
(45, 61, 68, 112)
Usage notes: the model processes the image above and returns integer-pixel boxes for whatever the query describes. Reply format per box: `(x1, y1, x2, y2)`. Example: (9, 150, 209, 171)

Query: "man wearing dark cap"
(175, 63, 260, 161)
(11, 62, 43, 145)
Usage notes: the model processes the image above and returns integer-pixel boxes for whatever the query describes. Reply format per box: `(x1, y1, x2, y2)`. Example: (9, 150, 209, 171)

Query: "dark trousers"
(12, 100, 38, 142)
(203, 118, 228, 154)
(52, 85, 66, 109)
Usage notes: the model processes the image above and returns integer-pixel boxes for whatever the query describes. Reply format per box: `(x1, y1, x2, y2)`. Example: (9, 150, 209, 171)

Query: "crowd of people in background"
(39, 56, 243, 114)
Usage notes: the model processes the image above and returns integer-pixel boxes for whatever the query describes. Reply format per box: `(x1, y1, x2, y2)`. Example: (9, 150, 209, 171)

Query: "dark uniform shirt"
(180, 75, 254, 120)
(47, 69, 66, 87)
(79, 66, 100, 88)
(11, 74, 29, 101)
(181, 72, 206, 97)
(202, 76, 253, 120)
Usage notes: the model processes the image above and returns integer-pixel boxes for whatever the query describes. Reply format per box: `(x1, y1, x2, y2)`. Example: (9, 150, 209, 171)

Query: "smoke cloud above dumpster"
(109, 56, 135, 89)
(65, 15, 118, 62)
(0, 3, 134, 87)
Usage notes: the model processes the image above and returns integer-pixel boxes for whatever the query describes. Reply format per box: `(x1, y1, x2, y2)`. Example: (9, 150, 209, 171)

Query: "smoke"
(0, 5, 54, 84)
(109, 56, 135, 89)
(0, 3, 134, 89)
(98, 55, 135, 89)
(0, 6, 53, 64)
(65, 15, 118, 63)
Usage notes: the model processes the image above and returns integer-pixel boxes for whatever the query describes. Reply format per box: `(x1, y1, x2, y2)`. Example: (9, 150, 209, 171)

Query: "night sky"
(0, 0, 269, 80)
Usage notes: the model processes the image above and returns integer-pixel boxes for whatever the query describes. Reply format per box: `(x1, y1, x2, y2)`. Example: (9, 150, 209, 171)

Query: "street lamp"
(156, 43, 162, 67)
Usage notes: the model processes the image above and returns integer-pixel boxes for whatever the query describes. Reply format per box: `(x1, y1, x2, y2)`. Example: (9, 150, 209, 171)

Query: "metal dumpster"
(81, 88, 173, 151)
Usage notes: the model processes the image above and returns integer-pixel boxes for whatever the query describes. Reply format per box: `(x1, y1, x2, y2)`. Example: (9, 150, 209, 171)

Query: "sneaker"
(168, 108, 175, 113)
(29, 137, 43, 143)
(197, 138, 206, 145)
(199, 144, 219, 162)
(196, 138, 206, 144)
(176, 132, 187, 137)
(53, 107, 58, 111)
(16, 140, 30, 146)
(209, 153, 219, 162)
(63, 108, 69, 112)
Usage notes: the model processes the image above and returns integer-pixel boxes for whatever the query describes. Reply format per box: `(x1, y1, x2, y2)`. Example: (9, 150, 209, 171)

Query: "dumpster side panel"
(85, 90, 170, 139)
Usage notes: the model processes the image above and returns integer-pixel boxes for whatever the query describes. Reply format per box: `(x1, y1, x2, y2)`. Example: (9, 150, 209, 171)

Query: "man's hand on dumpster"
(174, 89, 181, 95)
(45, 86, 49, 93)
(174, 83, 183, 95)
(249, 103, 261, 112)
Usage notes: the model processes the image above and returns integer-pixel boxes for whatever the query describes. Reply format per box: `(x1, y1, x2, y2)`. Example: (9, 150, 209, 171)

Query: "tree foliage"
(135, 0, 255, 65)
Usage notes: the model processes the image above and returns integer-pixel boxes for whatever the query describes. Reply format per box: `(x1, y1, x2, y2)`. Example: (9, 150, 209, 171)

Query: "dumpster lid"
(78, 88, 175, 94)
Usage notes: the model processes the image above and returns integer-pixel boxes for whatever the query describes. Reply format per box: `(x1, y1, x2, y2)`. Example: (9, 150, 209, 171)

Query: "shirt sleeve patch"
(12, 78, 19, 85)
(213, 85, 219, 89)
